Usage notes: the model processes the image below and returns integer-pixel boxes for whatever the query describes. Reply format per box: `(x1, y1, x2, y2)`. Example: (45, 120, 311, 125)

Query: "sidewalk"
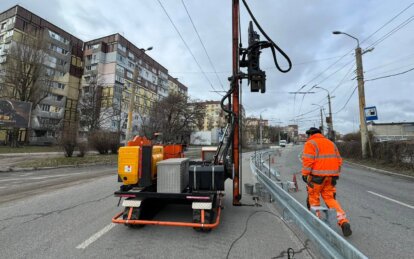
(222, 152, 313, 258)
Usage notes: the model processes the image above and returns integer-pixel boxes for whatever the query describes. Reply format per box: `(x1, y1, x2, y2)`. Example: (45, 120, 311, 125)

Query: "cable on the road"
(225, 210, 312, 259)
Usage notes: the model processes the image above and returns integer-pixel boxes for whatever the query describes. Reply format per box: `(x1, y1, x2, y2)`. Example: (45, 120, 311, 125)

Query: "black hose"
(241, 0, 292, 73)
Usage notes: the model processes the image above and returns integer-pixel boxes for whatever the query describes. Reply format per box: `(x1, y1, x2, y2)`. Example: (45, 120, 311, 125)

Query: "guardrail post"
(268, 154, 271, 178)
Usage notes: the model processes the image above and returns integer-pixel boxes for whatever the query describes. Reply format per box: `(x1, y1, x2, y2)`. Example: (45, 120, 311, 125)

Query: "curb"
(2, 162, 117, 173)
(345, 160, 414, 180)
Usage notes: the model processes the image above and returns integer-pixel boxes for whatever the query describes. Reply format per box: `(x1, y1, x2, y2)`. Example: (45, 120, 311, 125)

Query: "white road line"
(367, 191, 414, 210)
(76, 223, 116, 249)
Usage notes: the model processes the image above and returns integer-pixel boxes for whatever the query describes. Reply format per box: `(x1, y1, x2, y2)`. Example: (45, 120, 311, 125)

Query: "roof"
(368, 121, 414, 126)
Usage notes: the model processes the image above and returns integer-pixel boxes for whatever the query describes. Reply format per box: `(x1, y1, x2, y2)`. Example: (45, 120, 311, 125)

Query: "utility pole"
(320, 108, 324, 133)
(333, 31, 372, 158)
(315, 86, 334, 141)
(312, 103, 324, 134)
(259, 114, 263, 148)
(355, 47, 374, 158)
(125, 47, 153, 146)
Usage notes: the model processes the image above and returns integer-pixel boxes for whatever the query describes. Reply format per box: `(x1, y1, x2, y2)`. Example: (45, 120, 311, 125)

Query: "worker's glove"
(302, 175, 308, 183)
(331, 176, 339, 186)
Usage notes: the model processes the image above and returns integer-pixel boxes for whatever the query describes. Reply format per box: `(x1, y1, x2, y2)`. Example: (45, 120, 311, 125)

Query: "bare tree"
(78, 76, 121, 134)
(0, 30, 53, 147)
(139, 93, 205, 143)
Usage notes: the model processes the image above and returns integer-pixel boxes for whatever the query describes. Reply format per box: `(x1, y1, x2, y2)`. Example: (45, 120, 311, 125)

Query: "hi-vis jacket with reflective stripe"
(302, 133, 342, 176)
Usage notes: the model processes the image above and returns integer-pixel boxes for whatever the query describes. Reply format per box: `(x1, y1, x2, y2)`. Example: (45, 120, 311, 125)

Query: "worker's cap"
(306, 127, 321, 136)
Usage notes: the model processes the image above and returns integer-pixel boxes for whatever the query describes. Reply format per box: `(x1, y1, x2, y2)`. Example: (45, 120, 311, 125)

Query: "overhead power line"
(157, 0, 222, 96)
(181, 0, 226, 91)
(334, 86, 357, 114)
(367, 15, 414, 49)
(361, 2, 414, 45)
(365, 66, 414, 81)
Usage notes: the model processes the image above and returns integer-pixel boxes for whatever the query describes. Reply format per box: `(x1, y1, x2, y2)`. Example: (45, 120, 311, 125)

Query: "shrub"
(88, 131, 121, 154)
(60, 129, 77, 157)
(77, 142, 88, 157)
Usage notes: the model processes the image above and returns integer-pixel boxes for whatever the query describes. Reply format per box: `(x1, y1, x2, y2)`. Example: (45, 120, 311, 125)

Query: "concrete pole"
(125, 65, 139, 146)
(260, 115, 263, 148)
(320, 108, 324, 134)
(327, 93, 334, 141)
(355, 47, 373, 158)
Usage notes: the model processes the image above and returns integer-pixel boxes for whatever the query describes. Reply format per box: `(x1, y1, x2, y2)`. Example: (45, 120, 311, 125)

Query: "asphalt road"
(272, 144, 414, 258)
(0, 154, 312, 259)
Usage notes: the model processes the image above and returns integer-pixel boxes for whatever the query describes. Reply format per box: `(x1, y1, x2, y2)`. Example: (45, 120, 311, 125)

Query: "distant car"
(279, 140, 287, 147)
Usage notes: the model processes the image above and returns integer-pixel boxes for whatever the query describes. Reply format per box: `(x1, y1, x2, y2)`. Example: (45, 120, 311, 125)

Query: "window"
(128, 52, 134, 59)
(115, 75, 125, 84)
(86, 55, 92, 60)
(0, 23, 6, 30)
(41, 104, 50, 111)
(116, 65, 125, 74)
(126, 71, 133, 79)
(117, 44, 126, 52)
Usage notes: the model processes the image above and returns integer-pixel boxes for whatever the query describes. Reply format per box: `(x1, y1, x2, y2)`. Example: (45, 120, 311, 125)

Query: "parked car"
(279, 140, 287, 147)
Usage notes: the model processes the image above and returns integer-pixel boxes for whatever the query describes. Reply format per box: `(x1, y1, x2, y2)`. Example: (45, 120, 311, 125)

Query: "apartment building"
(168, 75, 188, 96)
(0, 5, 83, 144)
(81, 33, 171, 139)
(196, 100, 226, 131)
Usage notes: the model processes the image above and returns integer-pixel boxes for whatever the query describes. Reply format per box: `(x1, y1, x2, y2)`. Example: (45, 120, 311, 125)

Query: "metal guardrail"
(250, 150, 368, 259)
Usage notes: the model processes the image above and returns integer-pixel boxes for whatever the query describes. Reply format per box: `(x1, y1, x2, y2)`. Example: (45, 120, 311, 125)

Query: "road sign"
(365, 106, 378, 121)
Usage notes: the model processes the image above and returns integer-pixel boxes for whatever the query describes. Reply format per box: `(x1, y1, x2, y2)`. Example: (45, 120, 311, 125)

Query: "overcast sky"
(2, 0, 413, 134)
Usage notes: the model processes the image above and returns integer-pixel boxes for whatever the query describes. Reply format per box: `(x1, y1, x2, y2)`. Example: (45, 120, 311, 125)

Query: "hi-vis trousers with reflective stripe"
(306, 176, 349, 226)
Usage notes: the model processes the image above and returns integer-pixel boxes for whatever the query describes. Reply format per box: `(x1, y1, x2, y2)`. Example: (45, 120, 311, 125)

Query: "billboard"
(0, 99, 32, 128)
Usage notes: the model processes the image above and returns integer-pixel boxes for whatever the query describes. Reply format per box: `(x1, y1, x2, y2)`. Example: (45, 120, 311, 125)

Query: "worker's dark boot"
(341, 222, 352, 237)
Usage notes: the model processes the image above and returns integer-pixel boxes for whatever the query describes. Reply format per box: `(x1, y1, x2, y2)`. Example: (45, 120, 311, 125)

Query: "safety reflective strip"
(302, 153, 315, 159)
(312, 170, 339, 175)
(309, 140, 319, 157)
(302, 167, 312, 172)
(337, 212, 347, 220)
(316, 154, 341, 159)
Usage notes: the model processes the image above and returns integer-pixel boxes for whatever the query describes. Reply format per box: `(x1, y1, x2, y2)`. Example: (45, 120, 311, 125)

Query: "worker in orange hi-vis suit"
(301, 127, 352, 237)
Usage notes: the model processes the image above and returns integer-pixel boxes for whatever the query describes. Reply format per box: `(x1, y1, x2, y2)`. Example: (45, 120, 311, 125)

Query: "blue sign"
(365, 106, 378, 121)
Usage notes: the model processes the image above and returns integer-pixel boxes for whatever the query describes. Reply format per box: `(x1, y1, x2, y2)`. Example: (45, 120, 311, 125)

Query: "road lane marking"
(76, 223, 116, 249)
(367, 191, 414, 210)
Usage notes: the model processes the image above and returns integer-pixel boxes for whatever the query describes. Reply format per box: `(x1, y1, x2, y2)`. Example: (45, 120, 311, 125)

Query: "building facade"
(81, 33, 187, 140)
(168, 75, 188, 96)
(368, 121, 414, 142)
(0, 5, 83, 144)
(197, 100, 227, 131)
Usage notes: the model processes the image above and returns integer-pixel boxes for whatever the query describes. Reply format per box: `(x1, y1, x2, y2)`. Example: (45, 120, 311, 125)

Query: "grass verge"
(346, 158, 414, 177)
(0, 145, 62, 154)
(14, 154, 117, 168)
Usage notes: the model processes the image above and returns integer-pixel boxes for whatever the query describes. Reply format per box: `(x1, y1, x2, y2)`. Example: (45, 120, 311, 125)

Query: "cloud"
(1, 0, 412, 134)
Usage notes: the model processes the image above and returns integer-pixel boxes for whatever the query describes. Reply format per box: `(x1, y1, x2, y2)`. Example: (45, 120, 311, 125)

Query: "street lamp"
(312, 103, 325, 135)
(333, 31, 372, 158)
(315, 86, 334, 141)
(125, 46, 153, 145)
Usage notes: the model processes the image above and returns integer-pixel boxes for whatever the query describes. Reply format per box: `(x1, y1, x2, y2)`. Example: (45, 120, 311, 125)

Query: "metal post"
(232, 0, 241, 205)
(355, 47, 373, 158)
(268, 154, 271, 178)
